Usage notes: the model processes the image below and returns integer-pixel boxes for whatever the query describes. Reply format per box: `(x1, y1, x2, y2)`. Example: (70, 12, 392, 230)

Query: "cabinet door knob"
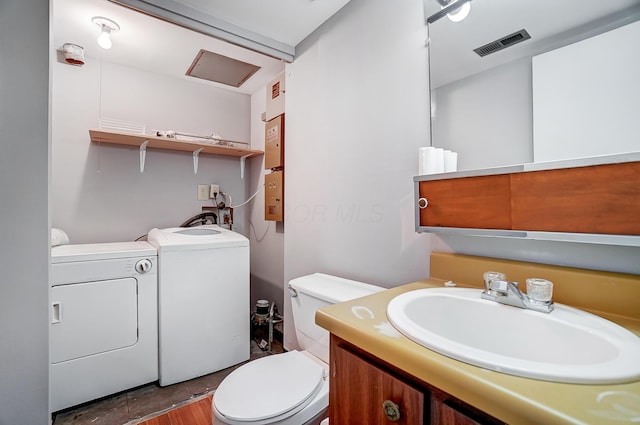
(418, 197, 429, 209)
(382, 400, 401, 422)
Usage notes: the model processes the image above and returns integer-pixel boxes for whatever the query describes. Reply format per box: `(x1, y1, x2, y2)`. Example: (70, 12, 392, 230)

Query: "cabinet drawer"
(330, 342, 425, 424)
(436, 402, 481, 425)
(431, 397, 504, 425)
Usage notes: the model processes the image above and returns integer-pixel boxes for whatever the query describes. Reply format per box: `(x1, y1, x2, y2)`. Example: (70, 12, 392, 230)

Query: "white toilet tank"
(289, 273, 383, 364)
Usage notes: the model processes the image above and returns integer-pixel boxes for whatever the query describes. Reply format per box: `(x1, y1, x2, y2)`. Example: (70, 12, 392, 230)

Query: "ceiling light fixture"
(432, 0, 472, 23)
(446, 1, 471, 22)
(92, 16, 120, 50)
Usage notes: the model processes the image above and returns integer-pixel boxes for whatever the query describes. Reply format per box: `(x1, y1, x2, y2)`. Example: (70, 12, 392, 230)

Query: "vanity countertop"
(316, 279, 640, 425)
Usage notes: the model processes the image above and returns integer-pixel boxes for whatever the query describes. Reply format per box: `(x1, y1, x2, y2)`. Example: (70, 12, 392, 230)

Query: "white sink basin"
(387, 287, 640, 384)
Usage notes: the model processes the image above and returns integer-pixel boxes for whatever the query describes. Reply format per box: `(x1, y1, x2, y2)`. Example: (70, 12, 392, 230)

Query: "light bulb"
(92, 17, 119, 49)
(97, 28, 112, 49)
(447, 1, 471, 22)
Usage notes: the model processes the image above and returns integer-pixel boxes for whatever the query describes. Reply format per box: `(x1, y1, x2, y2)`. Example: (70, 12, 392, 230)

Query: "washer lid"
(214, 351, 326, 423)
(147, 225, 248, 251)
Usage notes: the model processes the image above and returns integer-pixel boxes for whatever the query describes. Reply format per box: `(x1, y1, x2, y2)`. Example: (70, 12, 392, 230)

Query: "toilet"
(212, 273, 383, 425)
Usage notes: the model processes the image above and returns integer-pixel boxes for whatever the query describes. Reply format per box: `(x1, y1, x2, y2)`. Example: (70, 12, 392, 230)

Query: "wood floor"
(138, 395, 213, 425)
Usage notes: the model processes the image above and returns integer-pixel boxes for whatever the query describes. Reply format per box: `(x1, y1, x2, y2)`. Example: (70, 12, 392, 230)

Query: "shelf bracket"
(139, 140, 149, 173)
(193, 148, 204, 174)
(240, 154, 252, 179)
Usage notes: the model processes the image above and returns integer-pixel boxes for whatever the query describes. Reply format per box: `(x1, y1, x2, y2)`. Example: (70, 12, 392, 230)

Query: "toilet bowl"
(212, 273, 383, 425)
(212, 350, 328, 425)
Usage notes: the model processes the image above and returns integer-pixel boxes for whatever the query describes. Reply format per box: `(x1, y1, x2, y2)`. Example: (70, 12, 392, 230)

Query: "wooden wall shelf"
(89, 129, 263, 175)
(89, 129, 263, 158)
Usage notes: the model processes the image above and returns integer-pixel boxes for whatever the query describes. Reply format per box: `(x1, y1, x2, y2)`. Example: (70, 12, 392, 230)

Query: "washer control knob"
(135, 259, 152, 274)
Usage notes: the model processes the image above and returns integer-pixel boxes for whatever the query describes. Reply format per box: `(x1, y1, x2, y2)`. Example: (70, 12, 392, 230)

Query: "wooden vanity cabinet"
(330, 337, 425, 424)
(330, 336, 504, 425)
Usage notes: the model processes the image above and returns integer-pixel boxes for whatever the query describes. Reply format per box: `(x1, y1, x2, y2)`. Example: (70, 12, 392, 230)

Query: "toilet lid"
(214, 351, 326, 423)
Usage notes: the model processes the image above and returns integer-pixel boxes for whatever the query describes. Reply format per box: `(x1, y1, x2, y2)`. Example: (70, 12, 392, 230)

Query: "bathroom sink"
(387, 287, 640, 384)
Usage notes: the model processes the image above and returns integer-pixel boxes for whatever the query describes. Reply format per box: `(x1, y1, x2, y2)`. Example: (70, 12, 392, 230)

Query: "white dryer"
(50, 242, 158, 412)
(147, 225, 250, 386)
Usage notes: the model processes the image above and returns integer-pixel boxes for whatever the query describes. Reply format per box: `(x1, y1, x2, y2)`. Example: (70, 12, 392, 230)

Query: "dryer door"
(51, 278, 138, 363)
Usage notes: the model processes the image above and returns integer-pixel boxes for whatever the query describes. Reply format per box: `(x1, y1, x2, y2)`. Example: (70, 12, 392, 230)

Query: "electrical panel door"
(265, 115, 284, 170)
(265, 170, 283, 222)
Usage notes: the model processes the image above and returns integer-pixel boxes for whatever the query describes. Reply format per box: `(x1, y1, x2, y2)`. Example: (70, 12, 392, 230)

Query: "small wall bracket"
(240, 154, 252, 179)
(193, 148, 204, 174)
(139, 140, 149, 173)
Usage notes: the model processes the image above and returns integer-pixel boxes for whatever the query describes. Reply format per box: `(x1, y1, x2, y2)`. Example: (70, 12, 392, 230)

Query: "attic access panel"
(186, 49, 261, 87)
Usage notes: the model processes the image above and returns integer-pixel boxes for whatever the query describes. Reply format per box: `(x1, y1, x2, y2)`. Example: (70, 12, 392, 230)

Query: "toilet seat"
(213, 351, 326, 424)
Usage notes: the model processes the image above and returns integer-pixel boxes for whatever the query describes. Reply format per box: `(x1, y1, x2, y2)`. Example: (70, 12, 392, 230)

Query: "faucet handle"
(490, 279, 510, 293)
(483, 271, 506, 291)
(526, 278, 554, 305)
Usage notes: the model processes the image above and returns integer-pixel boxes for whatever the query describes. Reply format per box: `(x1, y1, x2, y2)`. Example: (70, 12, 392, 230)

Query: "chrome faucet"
(481, 279, 554, 313)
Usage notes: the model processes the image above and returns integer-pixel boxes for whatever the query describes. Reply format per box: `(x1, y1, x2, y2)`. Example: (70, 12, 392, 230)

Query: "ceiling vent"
(473, 29, 531, 57)
(186, 49, 261, 88)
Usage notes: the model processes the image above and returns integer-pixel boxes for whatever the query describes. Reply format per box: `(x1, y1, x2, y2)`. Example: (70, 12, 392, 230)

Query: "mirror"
(424, 0, 640, 171)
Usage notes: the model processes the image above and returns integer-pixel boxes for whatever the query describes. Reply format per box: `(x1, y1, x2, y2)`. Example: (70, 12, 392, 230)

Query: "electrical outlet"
(197, 184, 210, 201)
(210, 184, 220, 198)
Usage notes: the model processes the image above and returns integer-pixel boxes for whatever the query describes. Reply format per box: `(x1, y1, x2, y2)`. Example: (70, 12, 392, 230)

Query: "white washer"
(50, 242, 158, 412)
(147, 225, 250, 386)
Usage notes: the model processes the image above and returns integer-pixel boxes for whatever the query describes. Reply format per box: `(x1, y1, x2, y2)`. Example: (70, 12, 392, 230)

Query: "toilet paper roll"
(444, 150, 458, 172)
(433, 148, 445, 173)
(418, 147, 433, 175)
(419, 147, 445, 175)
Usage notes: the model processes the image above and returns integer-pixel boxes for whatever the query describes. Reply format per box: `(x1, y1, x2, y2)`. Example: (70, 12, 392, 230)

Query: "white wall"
(533, 20, 640, 162)
(432, 58, 533, 170)
(283, 0, 432, 349)
(0, 0, 51, 423)
(52, 57, 253, 243)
